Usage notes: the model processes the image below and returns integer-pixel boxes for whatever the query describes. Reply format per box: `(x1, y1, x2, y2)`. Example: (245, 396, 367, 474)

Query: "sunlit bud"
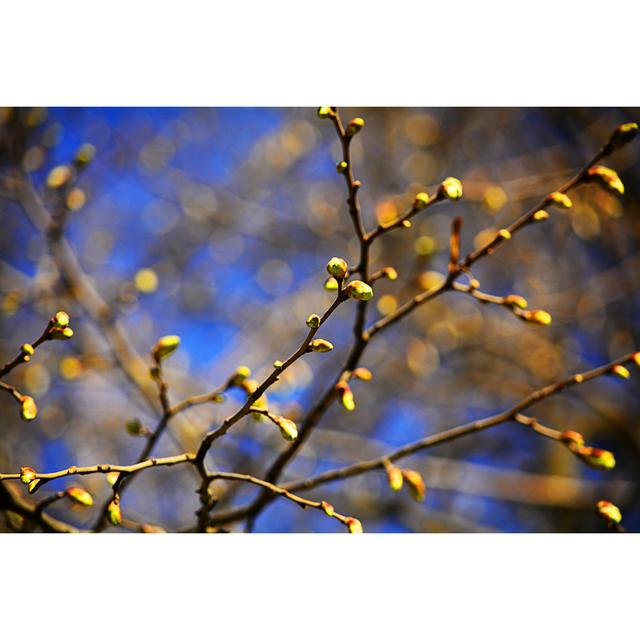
(108, 498, 122, 526)
(66, 187, 86, 211)
(576, 446, 616, 470)
(402, 469, 426, 502)
(141, 524, 166, 533)
(20, 396, 38, 421)
(321, 501, 335, 517)
(20, 344, 35, 362)
(385, 465, 404, 492)
(151, 335, 180, 362)
(596, 500, 622, 524)
(336, 161, 348, 174)
(498, 229, 511, 240)
(633, 353, 640, 366)
(309, 339, 334, 353)
(608, 122, 638, 150)
(612, 364, 630, 379)
(73, 143, 96, 167)
(346, 517, 363, 534)
(326, 257, 348, 278)
(338, 382, 355, 411)
(234, 366, 252, 382)
(46, 165, 72, 189)
(20, 466, 37, 485)
(352, 367, 373, 381)
(306, 314, 321, 329)
(273, 360, 284, 370)
(345, 280, 373, 301)
(324, 276, 339, 291)
(588, 165, 624, 195)
(317, 106, 334, 119)
(402, 220, 412, 228)
(28, 479, 42, 494)
(50, 326, 74, 340)
(469, 278, 480, 290)
(439, 177, 463, 201)
(523, 309, 552, 326)
(560, 430, 585, 449)
(66, 486, 94, 507)
(275, 416, 298, 442)
(53, 311, 70, 327)
(126, 418, 143, 436)
(414, 192, 430, 210)
(548, 192, 572, 209)
(346, 117, 365, 136)
(382, 267, 398, 281)
(504, 295, 528, 309)
(106, 472, 119, 487)
(533, 209, 549, 222)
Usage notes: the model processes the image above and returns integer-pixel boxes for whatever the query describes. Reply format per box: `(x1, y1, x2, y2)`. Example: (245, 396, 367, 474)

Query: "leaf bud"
(317, 106, 334, 119)
(346, 117, 365, 136)
(346, 517, 363, 534)
(596, 500, 622, 524)
(107, 497, 122, 526)
(151, 335, 180, 362)
(439, 177, 463, 201)
(275, 416, 298, 442)
(413, 192, 430, 210)
(309, 339, 334, 353)
(575, 446, 616, 470)
(344, 280, 373, 301)
(607, 122, 638, 150)
(20, 466, 37, 485)
(402, 469, 426, 502)
(612, 364, 630, 379)
(548, 192, 572, 209)
(336, 161, 348, 174)
(504, 294, 528, 310)
(306, 314, 321, 329)
(326, 257, 348, 279)
(588, 165, 624, 195)
(20, 395, 38, 421)
(66, 486, 94, 506)
(385, 464, 403, 492)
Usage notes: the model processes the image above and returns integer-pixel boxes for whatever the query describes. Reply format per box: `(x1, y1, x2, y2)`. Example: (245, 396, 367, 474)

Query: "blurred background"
(1, 106, 639, 533)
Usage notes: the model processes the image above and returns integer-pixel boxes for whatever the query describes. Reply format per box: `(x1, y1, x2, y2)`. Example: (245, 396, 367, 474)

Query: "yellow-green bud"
(588, 165, 624, 195)
(576, 446, 616, 470)
(338, 382, 355, 411)
(309, 339, 334, 353)
(402, 469, 426, 502)
(608, 122, 638, 150)
(346, 517, 363, 534)
(326, 257, 348, 279)
(533, 209, 549, 222)
(352, 367, 373, 381)
(336, 161, 348, 174)
(346, 117, 365, 136)
(275, 416, 298, 442)
(21, 343, 35, 356)
(522, 309, 552, 326)
(50, 326, 74, 340)
(107, 498, 122, 526)
(20, 396, 38, 421)
(20, 466, 37, 485)
(28, 479, 42, 494)
(345, 280, 373, 301)
(317, 106, 334, 119)
(439, 177, 463, 201)
(324, 276, 339, 291)
(382, 267, 398, 281)
(414, 192, 430, 210)
(504, 294, 528, 309)
(126, 418, 143, 436)
(66, 486, 94, 506)
(548, 192, 572, 209)
(151, 335, 180, 362)
(306, 314, 321, 329)
(596, 500, 622, 524)
(612, 364, 630, 379)
(53, 311, 70, 327)
(385, 464, 403, 492)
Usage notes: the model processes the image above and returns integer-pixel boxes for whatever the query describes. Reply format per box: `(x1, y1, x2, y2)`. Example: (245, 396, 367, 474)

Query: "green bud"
(345, 280, 373, 301)
(306, 314, 321, 329)
(317, 106, 334, 119)
(336, 161, 348, 174)
(151, 335, 180, 362)
(346, 117, 365, 136)
(414, 192, 430, 210)
(50, 326, 74, 340)
(126, 418, 143, 436)
(326, 257, 348, 279)
(608, 122, 638, 150)
(596, 500, 622, 524)
(20, 466, 37, 485)
(20, 396, 38, 421)
(439, 177, 463, 201)
(67, 486, 94, 506)
(275, 416, 298, 441)
(324, 277, 339, 291)
(309, 339, 334, 353)
(107, 498, 122, 526)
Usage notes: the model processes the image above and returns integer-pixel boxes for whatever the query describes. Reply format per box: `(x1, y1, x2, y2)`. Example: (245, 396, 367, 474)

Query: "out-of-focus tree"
(1, 106, 639, 533)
